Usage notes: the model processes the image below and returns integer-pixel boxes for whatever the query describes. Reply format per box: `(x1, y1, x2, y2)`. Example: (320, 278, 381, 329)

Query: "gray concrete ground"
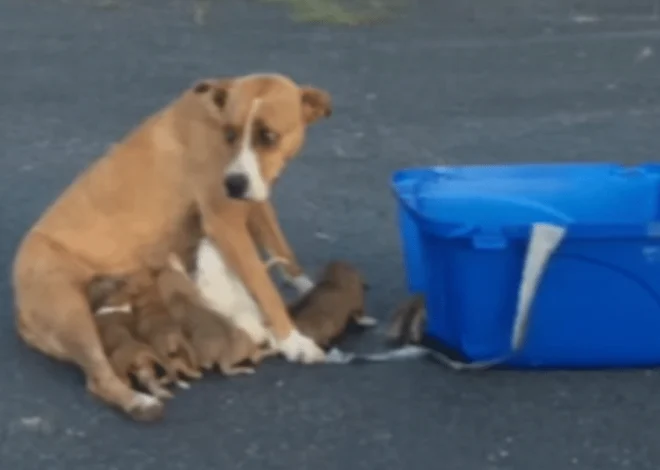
(3, 0, 660, 468)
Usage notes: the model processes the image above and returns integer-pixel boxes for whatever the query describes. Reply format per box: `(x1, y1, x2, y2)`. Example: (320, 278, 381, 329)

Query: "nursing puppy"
(289, 261, 377, 349)
(120, 268, 202, 383)
(158, 256, 275, 376)
(86, 272, 201, 382)
(13, 73, 332, 421)
(86, 276, 176, 400)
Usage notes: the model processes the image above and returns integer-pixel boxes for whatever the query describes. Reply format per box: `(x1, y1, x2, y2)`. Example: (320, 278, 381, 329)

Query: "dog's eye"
(256, 126, 278, 147)
(224, 126, 238, 145)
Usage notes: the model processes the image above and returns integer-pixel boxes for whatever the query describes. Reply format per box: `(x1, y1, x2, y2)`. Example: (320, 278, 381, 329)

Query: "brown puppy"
(385, 294, 426, 346)
(121, 269, 202, 383)
(13, 73, 332, 420)
(85, 276, 176, 400)
(288, 261, 377, 349)
(157, 256, 275, 376)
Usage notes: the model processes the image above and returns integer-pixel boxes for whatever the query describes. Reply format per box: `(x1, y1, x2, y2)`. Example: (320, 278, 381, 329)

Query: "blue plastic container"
(392, 162, 660, 368)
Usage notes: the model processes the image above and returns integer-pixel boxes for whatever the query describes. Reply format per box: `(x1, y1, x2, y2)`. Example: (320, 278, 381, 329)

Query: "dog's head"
(190, 73, 332, 202)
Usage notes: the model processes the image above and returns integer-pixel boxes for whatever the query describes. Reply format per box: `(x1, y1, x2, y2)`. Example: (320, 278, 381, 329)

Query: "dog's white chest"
(193, 238, 270, 344)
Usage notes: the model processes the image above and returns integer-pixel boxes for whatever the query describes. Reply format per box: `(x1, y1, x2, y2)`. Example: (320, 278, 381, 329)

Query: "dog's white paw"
(278, 329, 325, 364)
(289, 274, 315, 296)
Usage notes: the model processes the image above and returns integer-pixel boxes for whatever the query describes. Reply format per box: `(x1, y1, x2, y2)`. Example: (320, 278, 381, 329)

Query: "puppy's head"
(319, 261, 364, 289)
(190, 73, 332, 202)
(85, 275, 130, 314)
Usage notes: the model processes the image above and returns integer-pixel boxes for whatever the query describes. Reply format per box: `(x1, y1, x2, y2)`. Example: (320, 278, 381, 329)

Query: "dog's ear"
(192, 78, 235, 110)
(300, 86, 332, 124)
(362, 281, 371, 292)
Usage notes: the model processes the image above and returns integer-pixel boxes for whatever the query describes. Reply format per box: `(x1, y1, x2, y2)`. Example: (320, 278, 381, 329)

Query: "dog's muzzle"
(224, 173, 249, 199)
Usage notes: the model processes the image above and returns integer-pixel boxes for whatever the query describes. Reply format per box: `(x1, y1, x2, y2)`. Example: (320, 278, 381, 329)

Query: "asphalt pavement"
(3, 0, 660, 469)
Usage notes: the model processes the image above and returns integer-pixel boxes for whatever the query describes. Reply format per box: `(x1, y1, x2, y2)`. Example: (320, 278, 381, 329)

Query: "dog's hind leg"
(13, 236, 164, 422)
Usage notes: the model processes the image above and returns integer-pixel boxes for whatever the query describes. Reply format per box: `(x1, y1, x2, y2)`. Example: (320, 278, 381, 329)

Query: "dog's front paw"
(278, 330, 325, 364)
(289, 274, 315, 296)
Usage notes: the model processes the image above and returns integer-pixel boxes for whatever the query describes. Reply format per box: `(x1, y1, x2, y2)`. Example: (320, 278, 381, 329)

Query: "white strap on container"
(430, 222, 567, 370)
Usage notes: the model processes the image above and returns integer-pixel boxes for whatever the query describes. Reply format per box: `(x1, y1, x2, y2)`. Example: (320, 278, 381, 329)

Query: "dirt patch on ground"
(255, 0, 407, 25)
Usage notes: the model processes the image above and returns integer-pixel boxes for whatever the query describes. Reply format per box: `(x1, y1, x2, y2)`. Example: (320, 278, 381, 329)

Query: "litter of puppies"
(84, 256, 431, 406)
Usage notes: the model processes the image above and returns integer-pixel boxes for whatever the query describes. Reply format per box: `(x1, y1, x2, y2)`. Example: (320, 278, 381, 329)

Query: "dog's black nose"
(224, 174, 249, 199)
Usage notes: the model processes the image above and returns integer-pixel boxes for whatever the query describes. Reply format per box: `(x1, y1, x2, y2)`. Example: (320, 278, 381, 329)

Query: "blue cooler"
(392, 163, 660, 369)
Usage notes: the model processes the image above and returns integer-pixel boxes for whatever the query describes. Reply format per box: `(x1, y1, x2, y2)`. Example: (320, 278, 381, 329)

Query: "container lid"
(393, 163, 660, 239)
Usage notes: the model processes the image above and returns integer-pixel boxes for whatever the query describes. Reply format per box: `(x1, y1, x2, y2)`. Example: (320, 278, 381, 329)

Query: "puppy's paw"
(127, 393, 164, 422)
(151, 386, 174, 401)
(278, 330, 325, 364)
(137, 371, 175, 400)
(233, 315, 271, 345)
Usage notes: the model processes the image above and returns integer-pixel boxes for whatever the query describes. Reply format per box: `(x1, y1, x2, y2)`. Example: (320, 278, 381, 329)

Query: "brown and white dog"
(12, 73, 332, 421)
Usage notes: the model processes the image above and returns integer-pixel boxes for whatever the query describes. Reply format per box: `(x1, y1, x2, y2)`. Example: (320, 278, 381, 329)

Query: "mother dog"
(12, 73, 332, 421)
